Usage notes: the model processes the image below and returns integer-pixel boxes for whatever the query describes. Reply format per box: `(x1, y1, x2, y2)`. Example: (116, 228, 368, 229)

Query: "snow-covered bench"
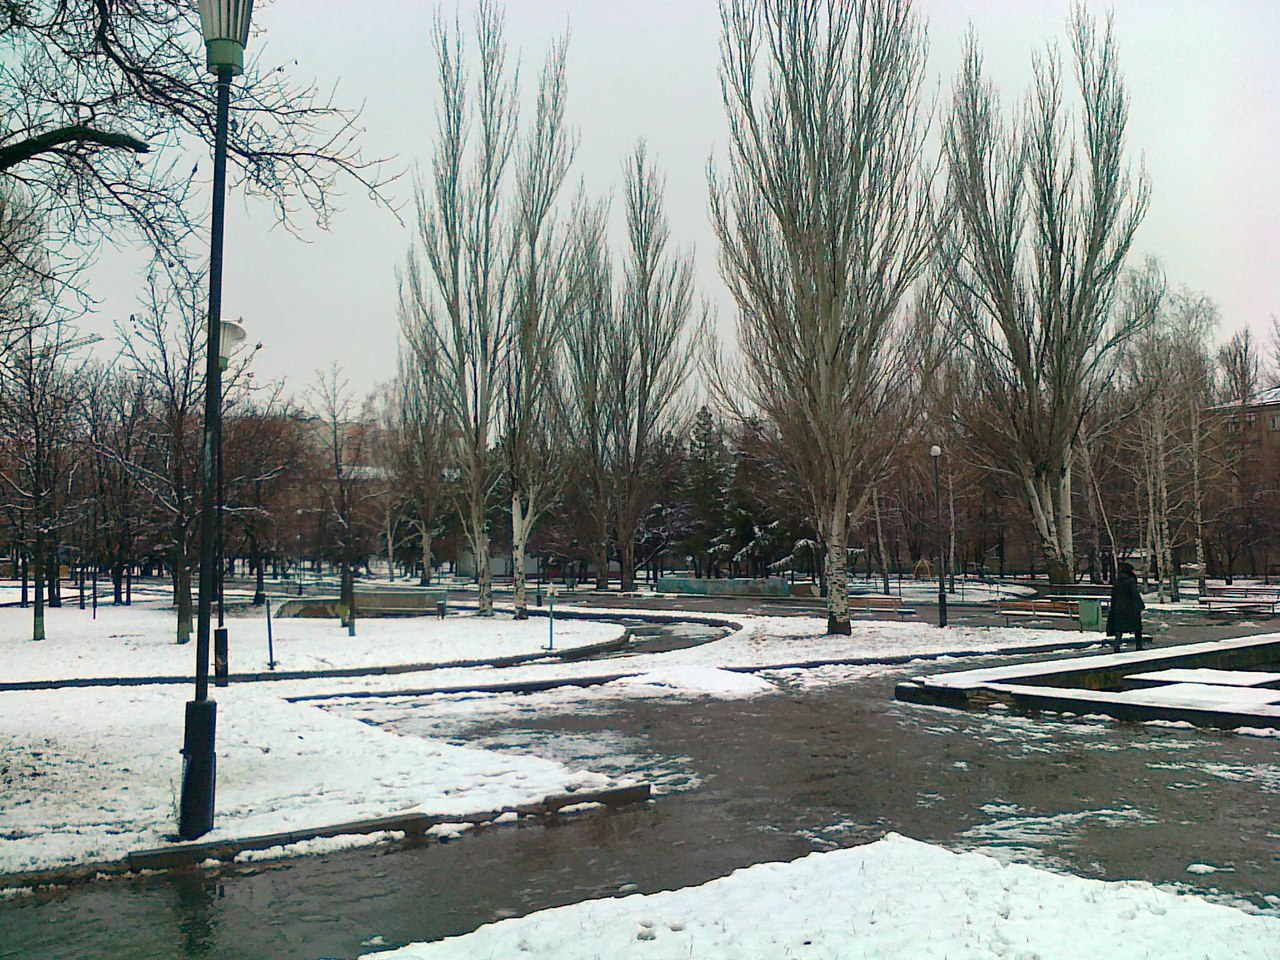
(996, 599, 1080, 628)
(850, 596, 915, 619)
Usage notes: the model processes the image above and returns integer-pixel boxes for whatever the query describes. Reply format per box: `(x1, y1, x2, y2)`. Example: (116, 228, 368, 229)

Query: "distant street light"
(930, 444, 947, 628)
(179, 0, 254, 843)
(214, 318, 250, 690)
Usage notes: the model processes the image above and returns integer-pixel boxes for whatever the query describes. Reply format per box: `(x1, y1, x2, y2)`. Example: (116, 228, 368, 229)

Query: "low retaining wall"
(895, 635, 1280, 729)
(655, 577, 790, 598)
(0, 783, 652, 890)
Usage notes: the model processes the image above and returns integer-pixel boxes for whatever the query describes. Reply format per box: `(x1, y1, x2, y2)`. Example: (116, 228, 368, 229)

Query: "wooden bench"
(1197, 590, 1280, 614)
(850, 596, 915, 619)
(996, 599, 1081, 628)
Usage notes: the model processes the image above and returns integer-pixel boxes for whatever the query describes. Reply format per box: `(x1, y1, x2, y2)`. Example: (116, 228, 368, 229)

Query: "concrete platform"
(895, 634, 1280, 730)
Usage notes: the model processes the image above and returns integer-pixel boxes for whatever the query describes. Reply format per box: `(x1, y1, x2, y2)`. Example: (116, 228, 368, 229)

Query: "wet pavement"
(4, 637, 1278, 960)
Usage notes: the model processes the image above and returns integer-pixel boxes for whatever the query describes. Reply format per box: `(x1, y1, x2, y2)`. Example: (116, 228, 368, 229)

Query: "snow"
(1128, 668, 1280, 688)
(361, 833, 1280, 960)
(0, 604, 623, 682)
(0, 682, 618, 876)
(608, 666, 774, 698)
(0, 600, 1139, 881)
(1110, 684, 1280, 711)
(233, 831, 405, 864)
(276, 616, 1099, 702)
(917, 634, 1280, 691)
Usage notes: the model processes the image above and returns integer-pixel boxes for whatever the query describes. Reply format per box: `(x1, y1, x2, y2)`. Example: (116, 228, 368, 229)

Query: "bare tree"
(0, 315, 87, 640)
(940, 10, 1151, 585)
(502, 35, 575, 617)
(121, 273, 206, 643)
(84, 365, 150, 603)
(390, 346, 450, 586)
(402, 2, 519, 616)
(561, 199, 615, 588)
(1, 0, 391, 293)
(310, 365, 376, 635)
(1210, 328, 1266, 580)
(709, 0, 937, 634)
(609, 142, 698, 592)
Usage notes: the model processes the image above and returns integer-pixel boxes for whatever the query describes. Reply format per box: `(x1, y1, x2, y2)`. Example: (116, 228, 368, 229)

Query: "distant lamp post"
(213, 318, 249, 689)
(930, 444, 947, 628)
(179, 0, 254, 843)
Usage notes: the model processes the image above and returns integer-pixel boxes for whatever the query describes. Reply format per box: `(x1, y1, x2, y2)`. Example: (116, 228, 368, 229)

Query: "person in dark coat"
(1107, 561, 1145, 652)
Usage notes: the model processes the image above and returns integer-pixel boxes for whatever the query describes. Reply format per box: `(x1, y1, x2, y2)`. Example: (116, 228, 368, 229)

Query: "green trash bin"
(1078, 599, 1103, 631)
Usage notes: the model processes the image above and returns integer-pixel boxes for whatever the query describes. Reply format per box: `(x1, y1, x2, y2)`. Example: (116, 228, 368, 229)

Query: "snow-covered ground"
(0, 682, 617, 877)
(0, 603, 1108, 881)
(361, 833, 1280, 959)
(272, 615, 1100, 700)
(0, 604, 622, 682)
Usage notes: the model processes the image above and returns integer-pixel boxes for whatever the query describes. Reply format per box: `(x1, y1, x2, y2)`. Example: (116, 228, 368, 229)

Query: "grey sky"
(83, 1, 1280, 397)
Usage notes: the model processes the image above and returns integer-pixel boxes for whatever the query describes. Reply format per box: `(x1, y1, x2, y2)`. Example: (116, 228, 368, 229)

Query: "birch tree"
(940, 11, 1150, 584)
(710, 0, 937, 634)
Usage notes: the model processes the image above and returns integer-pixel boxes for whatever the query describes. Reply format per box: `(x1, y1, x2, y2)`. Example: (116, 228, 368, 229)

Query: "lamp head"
(929, 444, 942, 458)
(219, 318, 247, 370)
(199, 0, 254, 76)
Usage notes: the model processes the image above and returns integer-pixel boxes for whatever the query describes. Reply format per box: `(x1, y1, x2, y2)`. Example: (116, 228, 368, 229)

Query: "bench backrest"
(1000, 599, 1077, 613)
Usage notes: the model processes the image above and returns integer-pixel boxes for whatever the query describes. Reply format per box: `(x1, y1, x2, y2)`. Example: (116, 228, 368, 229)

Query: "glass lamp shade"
(199, 0, 254, 75)
(929, 445, 942, 458)
(219, 318, 247, 371)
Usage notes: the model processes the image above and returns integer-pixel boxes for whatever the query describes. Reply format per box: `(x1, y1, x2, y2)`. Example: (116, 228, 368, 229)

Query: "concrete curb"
(0, 783, 651, 891)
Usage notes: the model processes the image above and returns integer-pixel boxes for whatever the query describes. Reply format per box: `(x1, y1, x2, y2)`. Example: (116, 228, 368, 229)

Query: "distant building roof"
(1208, 385, 1280, 412)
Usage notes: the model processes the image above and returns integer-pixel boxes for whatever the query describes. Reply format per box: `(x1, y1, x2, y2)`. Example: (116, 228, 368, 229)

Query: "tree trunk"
(1191, 414, 1207, 596)
(825, 504, 851, 635)
(619, 537, 636, 593)
(618, 530, 636, 592)
(1026, 464, 1075, 585)
(31, 533, 45, 641)
(595, 537, 609, 591)
(472, 520, 493, 617)
(511, 495, 531, 620)
(419, 522, 433, 586)
(175, 557, 192, 644)
(385, 511, 395, 583)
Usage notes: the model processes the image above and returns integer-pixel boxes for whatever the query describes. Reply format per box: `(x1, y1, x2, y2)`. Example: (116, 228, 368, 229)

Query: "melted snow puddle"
(956, 801, 1156, 872)
(329, 693, 702, 796)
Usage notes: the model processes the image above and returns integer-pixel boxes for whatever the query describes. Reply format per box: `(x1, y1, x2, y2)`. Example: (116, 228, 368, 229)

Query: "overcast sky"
(82, 1, 1280, 398)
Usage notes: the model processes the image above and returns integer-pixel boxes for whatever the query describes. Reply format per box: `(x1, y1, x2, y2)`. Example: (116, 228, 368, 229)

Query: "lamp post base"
(178, 699, 217, 840)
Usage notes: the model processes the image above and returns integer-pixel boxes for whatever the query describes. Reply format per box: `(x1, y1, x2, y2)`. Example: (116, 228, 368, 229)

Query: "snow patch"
(360, 833, 1280, 959)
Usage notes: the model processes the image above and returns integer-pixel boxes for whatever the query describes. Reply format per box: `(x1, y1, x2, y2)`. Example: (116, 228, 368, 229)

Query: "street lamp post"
(930, 444, 947, 628)
(179, 0, 254, 842)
